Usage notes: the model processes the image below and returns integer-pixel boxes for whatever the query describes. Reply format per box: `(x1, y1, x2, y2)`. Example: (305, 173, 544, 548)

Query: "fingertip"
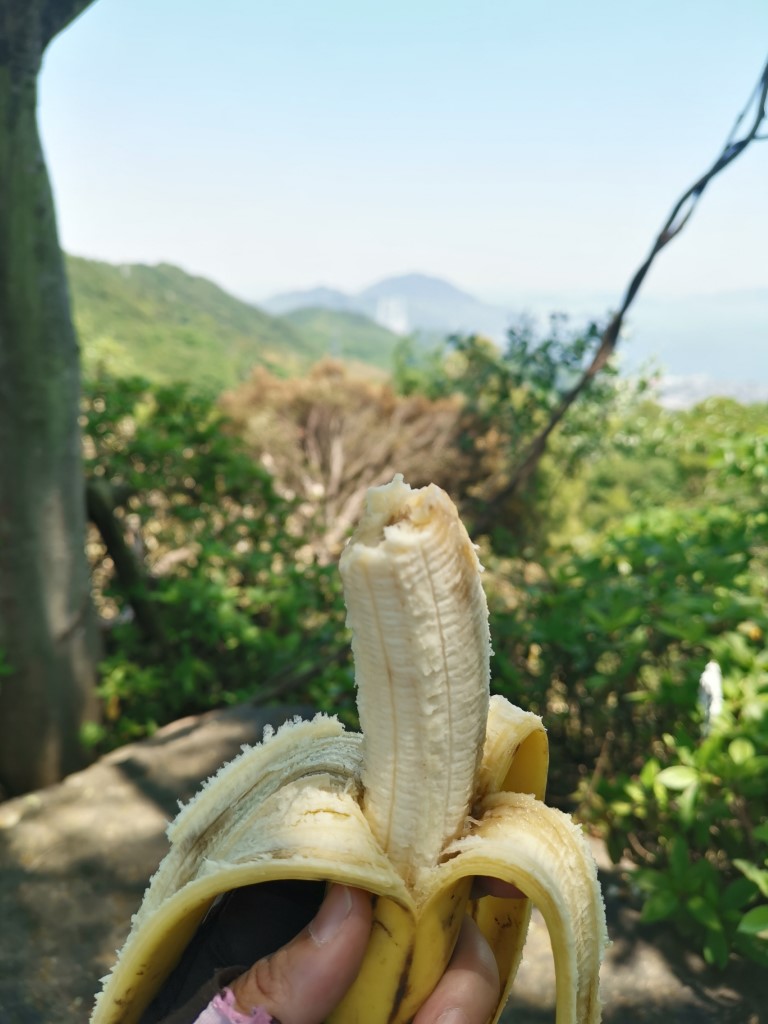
(308, 884, 372, 946)
(308, 884, 354, 945)
(413, 916, 500, 1024)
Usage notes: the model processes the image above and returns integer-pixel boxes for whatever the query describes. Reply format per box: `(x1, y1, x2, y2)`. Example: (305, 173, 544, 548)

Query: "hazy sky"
(39, 2, 767, 357)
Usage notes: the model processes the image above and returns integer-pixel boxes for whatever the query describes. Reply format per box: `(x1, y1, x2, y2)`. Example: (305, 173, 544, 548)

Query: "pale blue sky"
(39, 1, 768, 383)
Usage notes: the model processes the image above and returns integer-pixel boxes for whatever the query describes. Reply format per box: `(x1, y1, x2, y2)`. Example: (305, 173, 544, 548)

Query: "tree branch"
(498, 55, 768, 505)
(42, 0, 97, 49)
(86, 479, 166, 646)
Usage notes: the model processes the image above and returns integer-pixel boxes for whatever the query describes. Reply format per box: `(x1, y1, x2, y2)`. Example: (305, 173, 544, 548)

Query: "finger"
(228, 884, 372, 1024)
(412, 915, 500, 1024)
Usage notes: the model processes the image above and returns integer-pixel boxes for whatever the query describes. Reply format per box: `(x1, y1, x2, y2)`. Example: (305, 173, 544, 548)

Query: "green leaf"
(584, 674, 611, 693)
(624, 782, 646, 804)
(703, 928, 730, 968)
(639, 757, 660, 787)
(678, 782, 699, 828)
(687, 895, 722, 931)
(753, 822, 768, 844)
(667, 836, 692, 886)
(738, 906, 768, 938)
(656, 765, 699, 790)
(734, 860, 768, 899)
(689, 857, 718, 897)
(734, 930, 768, 966)
(641, 889, 679, 923)
(721, 878, 759, 912)
(656, 618, 706, 643)
(728, 738, 756, 765)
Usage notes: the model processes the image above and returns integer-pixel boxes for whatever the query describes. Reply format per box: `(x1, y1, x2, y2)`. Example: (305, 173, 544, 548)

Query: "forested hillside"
(281, 307, 401, 371)
(65, 256, 401, 387)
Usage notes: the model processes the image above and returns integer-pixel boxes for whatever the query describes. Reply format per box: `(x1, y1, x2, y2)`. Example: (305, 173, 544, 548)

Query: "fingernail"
(436, 1010, 470, 1024)
(308, 884, 353, 945)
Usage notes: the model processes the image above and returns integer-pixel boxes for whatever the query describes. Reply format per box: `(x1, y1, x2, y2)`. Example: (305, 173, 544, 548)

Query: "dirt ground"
(0, 704, 764, 1024)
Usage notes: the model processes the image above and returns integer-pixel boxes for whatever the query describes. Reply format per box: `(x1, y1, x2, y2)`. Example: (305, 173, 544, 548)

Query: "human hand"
(227, 883, 504, 1024)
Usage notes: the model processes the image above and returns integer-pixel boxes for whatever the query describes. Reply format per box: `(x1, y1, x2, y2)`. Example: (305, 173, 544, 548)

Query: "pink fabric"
(193, 986, 274, 1024)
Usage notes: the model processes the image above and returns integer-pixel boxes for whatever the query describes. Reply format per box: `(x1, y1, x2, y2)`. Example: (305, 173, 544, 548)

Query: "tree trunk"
(0, 0, 100, 797)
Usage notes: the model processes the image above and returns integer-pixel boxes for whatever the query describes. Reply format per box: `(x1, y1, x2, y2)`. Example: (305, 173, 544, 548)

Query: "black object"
(140, 880, 326, 1023)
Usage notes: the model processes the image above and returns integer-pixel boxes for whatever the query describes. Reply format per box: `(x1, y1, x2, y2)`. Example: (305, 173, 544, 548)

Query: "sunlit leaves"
(656, 766, 700, 791)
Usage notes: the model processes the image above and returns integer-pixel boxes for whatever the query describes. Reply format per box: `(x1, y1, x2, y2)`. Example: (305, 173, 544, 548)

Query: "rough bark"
(0, 0, 100, 797)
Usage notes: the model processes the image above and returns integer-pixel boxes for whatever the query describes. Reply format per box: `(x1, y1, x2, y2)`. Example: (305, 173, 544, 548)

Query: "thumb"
(228, 885, 372, 1024)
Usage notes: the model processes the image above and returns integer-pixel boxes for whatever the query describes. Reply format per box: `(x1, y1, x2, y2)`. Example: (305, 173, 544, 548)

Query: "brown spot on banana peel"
(387, 947, 415, 1024)
(372, 917, 394, 943)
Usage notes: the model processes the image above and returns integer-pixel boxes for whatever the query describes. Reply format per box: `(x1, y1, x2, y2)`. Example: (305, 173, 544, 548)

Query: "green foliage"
(82, 372, 353, 748)
(67, 256, 373, 389)
(281, 307, 402, 371)
(568, 395, 768, 535)
(488, 503, 763, 785)
(396, 316, 616, 443)
(483, 397, 768, 966)
(394, 319, 632, 553)
(610, 656, 768, 967)
(391, 336, 452, 399)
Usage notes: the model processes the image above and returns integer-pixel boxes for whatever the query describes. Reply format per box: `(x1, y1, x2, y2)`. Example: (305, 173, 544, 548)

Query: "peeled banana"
(91, 475, 608, 1024)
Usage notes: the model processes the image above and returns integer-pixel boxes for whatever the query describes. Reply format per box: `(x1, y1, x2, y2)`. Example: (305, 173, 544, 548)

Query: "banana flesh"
(339, 474, 489, 889)
(91, 475, 607, 1024)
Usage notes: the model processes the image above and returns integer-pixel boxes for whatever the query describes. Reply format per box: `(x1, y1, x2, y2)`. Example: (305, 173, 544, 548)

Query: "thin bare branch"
(498, 56, 768, 503)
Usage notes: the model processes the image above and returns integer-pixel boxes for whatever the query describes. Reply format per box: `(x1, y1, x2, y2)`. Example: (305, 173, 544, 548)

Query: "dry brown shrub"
(220, 359, 468, 559)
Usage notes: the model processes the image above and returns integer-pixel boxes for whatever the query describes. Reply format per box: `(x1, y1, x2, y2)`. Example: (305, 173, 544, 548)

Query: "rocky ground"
(0, 704, 763, 1024)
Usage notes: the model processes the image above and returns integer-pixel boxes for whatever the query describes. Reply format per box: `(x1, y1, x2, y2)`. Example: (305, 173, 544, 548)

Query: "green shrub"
(393, 322, 632, 554)
(82, 372, 353, 747)
(488, 502, 765, 791)
(483, 416, 768, 966)
(599, 650, 768, 967)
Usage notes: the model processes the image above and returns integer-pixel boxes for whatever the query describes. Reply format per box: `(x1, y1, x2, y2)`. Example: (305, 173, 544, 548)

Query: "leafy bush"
(488, 504, 763, 783)
(602, 647, 768, 967)
(82, 372, 354, 747)
(482, 409, 768, 966)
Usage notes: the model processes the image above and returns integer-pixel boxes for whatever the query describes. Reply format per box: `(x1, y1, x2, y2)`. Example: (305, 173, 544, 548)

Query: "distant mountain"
(264, 272, 511, 342)
(67, 256, 315, 388)
(65, 257, 399, 389)
(263, 286, 354, 316)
